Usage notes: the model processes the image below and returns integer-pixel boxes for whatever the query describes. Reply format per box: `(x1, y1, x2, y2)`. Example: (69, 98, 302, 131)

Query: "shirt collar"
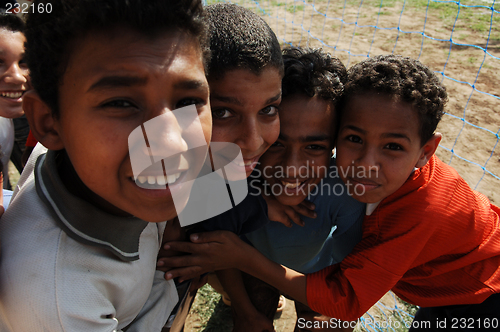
(366, 201, 381, 215)
(34, 150, 148, 261)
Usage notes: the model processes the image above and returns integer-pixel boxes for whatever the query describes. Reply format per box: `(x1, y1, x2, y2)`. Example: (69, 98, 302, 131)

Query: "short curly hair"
(205, 3, 283, 80)
(342, 54, 447, 145)
(0, 12, 25, 33)
(282, 47, 346, 105)
(24, 0, 208, 118)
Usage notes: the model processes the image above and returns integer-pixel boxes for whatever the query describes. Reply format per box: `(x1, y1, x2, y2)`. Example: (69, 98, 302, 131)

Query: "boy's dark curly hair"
(205, 3, 283, 80)
(0, 12, 25, 32)
(342, 54, 447, 145)
(282, 47, 346, 105)
(24, 0, 209, 118)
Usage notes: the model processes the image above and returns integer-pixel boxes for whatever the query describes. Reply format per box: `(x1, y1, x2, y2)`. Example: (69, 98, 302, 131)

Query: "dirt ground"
(184, 1, 499, 331)
(253, 0, 500, 204)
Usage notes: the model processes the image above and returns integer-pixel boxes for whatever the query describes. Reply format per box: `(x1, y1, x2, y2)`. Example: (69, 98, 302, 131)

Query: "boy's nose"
(129, 104, 208, 178)
(147, 111, 188, 160)
(355, 146, 379, 174)
(2, 63, 28, 85)
(236, 120, 264, 155)
(283, 150, 306, 178)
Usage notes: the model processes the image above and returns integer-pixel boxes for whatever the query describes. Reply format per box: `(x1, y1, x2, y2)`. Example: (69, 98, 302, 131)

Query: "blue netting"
(204, 0, 500, 330)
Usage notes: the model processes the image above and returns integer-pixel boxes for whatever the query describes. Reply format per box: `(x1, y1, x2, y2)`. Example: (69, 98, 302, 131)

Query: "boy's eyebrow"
(343, 125, 411, 142)
(88, 76, 208, 93)
(381, 132, 412, 142)
(88, 75, 148, 91)
(211, 92, 281, 106)
(174, 79, 209, 91)
(279, 133, 330, 142)
(266, 92, 282, 104)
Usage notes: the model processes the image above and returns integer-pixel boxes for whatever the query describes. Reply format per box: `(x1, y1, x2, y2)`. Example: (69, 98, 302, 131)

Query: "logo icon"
(128, 104, 248, 226)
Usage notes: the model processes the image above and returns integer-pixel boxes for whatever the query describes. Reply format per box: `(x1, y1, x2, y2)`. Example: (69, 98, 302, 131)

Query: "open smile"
(0, 90, 25, 102)
(136, 172, 182, 186)
(278, 178, 309, 195)
(130, 169, 188, 192)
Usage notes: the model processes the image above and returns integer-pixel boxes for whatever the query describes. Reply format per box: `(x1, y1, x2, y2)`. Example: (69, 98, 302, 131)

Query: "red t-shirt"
(307, 155, 500, 320)
(25, 130, 38, 147)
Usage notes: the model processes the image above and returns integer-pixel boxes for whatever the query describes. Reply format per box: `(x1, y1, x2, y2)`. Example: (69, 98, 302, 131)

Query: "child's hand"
(264, 193, 316, 227)
(156, 218, 186, 272)
(157, 231, 252, 282)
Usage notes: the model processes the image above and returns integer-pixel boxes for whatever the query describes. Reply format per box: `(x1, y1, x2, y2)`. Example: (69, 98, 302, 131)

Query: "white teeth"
(0, 92, 23, 99)
(136, 172, 181, 186)
(167, 173, 181, 184)
(157, 175, 166, 185)
(282, 181, 300, 189)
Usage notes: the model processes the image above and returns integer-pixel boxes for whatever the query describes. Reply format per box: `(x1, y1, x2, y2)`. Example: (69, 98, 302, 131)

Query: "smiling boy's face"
(336, 92, 439, 203)
(33, 27, 211, 222)
(0, 29, 30, 119)
(208, 67, 282, 177)
(258, 94, 334, 206)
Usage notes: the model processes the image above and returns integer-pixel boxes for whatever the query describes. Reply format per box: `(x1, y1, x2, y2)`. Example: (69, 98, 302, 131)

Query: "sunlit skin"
(24, 27, 211, 222)
(259, 94, 335, 206)
(0, 29, 30, 118)
(336, 92, 440, 203)
(209, 67, 282, 177)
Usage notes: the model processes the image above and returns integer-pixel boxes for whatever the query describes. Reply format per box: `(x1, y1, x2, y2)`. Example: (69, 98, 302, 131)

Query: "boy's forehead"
(342, 92, 421, 139)
(63, 28, 202, 82)
(279, 95, 334, 139)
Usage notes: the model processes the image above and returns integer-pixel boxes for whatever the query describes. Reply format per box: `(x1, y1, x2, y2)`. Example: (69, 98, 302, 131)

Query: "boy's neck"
(56, 150, 132, 217)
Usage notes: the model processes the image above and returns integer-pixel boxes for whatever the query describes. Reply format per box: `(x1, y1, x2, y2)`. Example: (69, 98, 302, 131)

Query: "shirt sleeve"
(306, 209, 436, 320)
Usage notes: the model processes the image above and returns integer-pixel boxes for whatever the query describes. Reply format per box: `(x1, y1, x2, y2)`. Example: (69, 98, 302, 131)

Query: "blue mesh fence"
(204, 0, 500, 330)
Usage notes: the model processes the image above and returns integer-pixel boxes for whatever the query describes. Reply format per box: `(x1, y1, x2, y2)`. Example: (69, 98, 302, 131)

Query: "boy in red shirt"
(160, 55, 500, 331)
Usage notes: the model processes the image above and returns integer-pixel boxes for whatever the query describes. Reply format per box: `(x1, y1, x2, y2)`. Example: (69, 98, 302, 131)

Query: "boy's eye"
(176, 98, 204, 109)
(102, 99, 136, 109)
(212, 108, 232, 119)
(260, 105, 278, 116)
(270, 141, 284, 148)
(384, 143, 403, 151)
(306, 144, 326, 150)
(346, 135, 362, 144)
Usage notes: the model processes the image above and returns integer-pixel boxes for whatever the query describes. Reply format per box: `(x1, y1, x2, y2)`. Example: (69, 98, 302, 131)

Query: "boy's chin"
(276, 194, 307, 207)
(135, 208, 179, 223)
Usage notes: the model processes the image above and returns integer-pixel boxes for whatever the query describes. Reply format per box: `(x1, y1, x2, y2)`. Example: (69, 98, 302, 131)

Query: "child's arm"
(216, 269, 276, 332)
(158, 230, 308, 305)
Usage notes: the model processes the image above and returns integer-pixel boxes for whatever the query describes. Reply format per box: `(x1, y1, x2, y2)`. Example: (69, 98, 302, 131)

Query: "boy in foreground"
(160, 55, 500, 330)
(0, 0, 212, 331)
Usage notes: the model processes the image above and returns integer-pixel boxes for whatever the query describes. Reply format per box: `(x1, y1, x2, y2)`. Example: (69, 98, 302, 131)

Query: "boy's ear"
(23, 91, 65, 151)
(415, 133, 442, 168)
